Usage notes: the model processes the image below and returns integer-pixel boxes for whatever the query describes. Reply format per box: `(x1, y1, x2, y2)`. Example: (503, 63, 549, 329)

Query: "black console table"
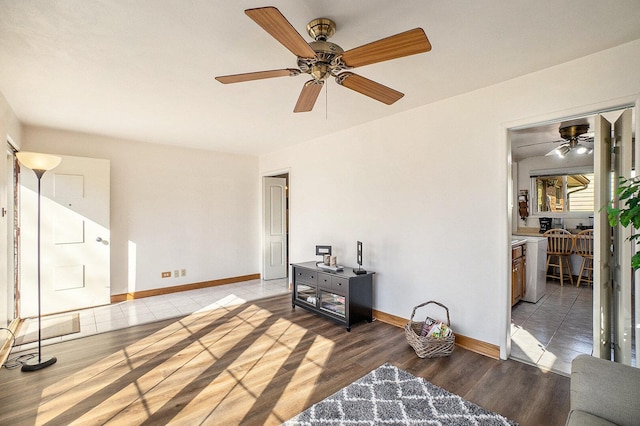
(291, 261, 374, 331)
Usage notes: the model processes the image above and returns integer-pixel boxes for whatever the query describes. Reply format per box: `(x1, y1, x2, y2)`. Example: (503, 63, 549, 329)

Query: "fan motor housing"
(298, 41, 344, 80)
(559, 124, 589, 140)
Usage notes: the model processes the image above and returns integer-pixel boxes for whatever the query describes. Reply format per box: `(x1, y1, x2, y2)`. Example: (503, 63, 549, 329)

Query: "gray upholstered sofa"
(567, 354, 640, 425)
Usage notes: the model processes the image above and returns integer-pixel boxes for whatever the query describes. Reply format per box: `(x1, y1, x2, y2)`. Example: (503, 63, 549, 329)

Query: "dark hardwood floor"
(0, 294, 570, 425)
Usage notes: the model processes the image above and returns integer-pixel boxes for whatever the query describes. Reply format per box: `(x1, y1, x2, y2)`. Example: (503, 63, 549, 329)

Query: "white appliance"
(514, 236, 547, 303)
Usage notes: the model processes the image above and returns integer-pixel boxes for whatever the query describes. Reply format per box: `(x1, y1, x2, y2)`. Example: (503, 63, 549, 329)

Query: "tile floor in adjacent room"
(11, 278, 290, 353)
(510, 280, 592, 376)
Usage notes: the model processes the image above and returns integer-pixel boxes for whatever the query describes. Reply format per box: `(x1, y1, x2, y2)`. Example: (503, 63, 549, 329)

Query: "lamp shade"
(16, 152, 61, 171)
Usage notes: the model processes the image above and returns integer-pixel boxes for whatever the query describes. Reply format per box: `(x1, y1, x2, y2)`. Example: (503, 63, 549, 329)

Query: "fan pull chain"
(325, 81, 328, 120)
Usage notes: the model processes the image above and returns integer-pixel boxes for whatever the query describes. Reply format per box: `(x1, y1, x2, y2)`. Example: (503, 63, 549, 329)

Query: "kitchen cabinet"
(512, 242, 526, 306)
(512, 235, 547, 303)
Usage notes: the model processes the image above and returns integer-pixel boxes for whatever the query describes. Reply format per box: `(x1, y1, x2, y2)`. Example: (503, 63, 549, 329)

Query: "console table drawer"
(332, 276, 348, 294)
(295, 268, 317, 284)
(317, 273, 332, 289)
(317, 273, 347, 294)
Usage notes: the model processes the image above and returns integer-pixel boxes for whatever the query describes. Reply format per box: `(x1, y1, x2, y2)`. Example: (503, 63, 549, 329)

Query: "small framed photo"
(315, 245, 332, 256)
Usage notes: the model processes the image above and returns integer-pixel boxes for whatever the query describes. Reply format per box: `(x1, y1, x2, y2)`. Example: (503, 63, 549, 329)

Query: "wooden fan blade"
(340, 28, 431, 68)
(245, 7, 317, 59)
(294, 80, 323, 113)
(336, 73, 404, 105)
(518, 139, 564, 149)
(215, 69, 299, 84)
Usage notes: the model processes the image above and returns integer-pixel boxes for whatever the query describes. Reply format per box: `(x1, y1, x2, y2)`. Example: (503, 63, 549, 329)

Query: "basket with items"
(404, 300, 455, 358)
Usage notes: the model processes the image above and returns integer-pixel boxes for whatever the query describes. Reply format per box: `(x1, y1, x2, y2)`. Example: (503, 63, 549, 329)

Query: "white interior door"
(20, 154, 110, 316)
(594, 114, 612, 359)
(612, 109, 633, 365)
(262, 176, 287, 280)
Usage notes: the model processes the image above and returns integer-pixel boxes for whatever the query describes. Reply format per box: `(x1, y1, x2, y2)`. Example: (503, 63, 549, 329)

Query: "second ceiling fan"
(545, 124, 594, 157)
(215, 6, 432, 113)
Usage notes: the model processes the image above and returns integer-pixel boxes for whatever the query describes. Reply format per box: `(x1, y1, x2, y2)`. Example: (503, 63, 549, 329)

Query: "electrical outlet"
(174, 270, 179, 278)
(181, 269, 186, 276)
(161, 271, 171, 278)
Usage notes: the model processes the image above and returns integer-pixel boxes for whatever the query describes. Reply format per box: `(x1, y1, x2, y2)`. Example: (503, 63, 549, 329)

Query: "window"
(533, 173, 594, 213)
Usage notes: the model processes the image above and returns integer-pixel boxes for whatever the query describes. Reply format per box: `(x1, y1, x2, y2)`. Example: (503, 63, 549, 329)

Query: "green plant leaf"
(606, 176, 640, 269)
(620, 208, 635, 227)
(607, 206, 621, 226)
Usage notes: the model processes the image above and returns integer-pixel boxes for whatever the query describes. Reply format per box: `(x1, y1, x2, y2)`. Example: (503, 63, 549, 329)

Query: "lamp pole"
(16, 152, 61, 372)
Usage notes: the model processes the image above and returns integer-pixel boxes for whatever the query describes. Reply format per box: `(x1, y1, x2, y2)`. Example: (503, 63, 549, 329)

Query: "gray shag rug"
(283, 363, 517, 425)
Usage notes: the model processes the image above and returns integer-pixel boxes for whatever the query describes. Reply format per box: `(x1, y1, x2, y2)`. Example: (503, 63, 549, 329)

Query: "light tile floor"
(12, 278, 290, 354)
(510, 281, 592, 376)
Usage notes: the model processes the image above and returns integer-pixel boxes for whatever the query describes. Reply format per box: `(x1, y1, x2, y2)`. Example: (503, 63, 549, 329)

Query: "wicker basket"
(404, 300, 455, 358)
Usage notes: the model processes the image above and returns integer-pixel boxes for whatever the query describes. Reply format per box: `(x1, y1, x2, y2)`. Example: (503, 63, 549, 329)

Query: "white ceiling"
(1, 1, 640, 156)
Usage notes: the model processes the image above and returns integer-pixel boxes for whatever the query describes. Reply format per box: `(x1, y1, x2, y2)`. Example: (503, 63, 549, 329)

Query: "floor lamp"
(16, 152, 61, 372)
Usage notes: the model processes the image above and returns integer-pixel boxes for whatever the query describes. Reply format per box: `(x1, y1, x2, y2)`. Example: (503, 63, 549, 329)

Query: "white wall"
(22, 126, 260, 296)
(0, 91, 21, 327)
(259, 39, 640, 357)
(0, 92, 21, 146)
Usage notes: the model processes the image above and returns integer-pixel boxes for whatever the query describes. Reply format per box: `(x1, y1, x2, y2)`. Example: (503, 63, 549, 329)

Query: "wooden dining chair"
(574, 229, 594, 287)
(543, 228, 575, 286)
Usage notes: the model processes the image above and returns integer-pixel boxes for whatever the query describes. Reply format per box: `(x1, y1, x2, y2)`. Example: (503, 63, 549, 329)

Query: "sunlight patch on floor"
(168, 318, 309, 424)
(195, 293, 248, 312)
(511, 327, 546, 365)
(269, 334, 334, 423)
(511, 326, 561, 373)
(36, 303, 269, 424)
(75, 308, 266, 424)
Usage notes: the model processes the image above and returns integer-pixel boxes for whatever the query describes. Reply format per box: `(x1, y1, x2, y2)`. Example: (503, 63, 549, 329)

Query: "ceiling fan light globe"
(555, 146, 570, 158)
(576, 145, 588, 154)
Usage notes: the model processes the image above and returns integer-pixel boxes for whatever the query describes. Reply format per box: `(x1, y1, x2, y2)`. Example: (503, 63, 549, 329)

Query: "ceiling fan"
(545, 124, 594, 157)
(215, 6, 432, 112)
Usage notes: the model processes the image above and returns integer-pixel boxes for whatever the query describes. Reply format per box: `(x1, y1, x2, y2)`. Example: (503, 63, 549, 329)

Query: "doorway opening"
(508, 106, 636, 374)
